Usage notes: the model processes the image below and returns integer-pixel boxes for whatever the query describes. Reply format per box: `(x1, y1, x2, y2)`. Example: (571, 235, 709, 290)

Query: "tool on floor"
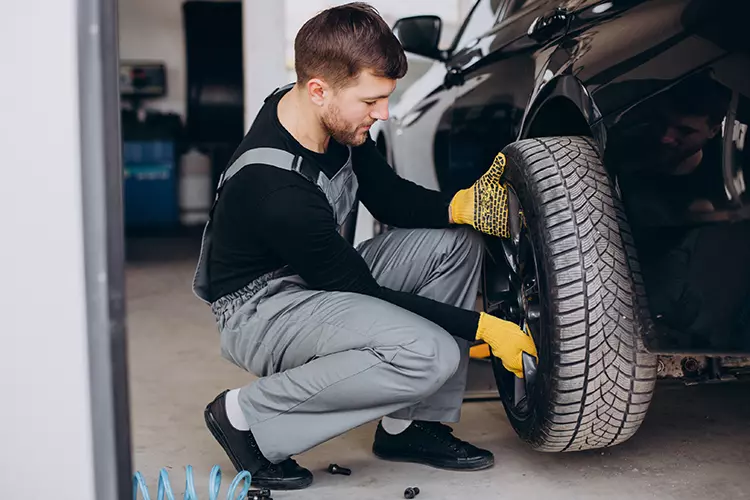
(247, 492, 272, 500)
(133, 464, 251, 500)
(327, 463, 352, 475)
(247, 488, 272, 499)
(404, 486, 420, 499)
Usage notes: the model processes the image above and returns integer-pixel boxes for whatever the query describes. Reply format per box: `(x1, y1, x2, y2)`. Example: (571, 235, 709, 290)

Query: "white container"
(179, 148, 212, 226)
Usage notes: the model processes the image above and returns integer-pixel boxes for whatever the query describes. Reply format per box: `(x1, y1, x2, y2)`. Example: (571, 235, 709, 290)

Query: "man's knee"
(453, 226, 485, 257)
(431, 331, 462, 387)
(391, 327, 461, 400)
(432, 226, 484, 265)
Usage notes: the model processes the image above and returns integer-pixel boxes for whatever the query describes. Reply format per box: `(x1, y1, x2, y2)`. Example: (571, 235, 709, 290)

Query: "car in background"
(369, 0, 750, 452)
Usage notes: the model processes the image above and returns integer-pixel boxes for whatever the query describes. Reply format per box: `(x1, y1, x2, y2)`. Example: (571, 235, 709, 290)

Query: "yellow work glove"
(475, 312, 538, 378)
(449, 152, 510, 239)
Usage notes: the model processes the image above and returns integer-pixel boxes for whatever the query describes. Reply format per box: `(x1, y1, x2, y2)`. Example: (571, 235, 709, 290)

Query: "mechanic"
(192, 2, 537, 491)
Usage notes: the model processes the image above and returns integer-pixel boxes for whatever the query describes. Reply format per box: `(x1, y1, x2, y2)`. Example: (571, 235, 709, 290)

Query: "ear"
(306, 78, 329, 107)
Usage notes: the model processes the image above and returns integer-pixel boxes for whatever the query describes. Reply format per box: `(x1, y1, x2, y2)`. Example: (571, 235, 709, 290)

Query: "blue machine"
(123, 139, 179, 228)
(121, 61, 183, 230)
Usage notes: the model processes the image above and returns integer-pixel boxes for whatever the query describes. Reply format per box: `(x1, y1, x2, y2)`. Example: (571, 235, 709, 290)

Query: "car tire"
(485, 136, 658, 451)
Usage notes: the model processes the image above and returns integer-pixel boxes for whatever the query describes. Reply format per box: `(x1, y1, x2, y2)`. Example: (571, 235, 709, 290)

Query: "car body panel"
(386, 61, 457, 191)
(446, 0, 563, 193)
(379, 0, 750, 355)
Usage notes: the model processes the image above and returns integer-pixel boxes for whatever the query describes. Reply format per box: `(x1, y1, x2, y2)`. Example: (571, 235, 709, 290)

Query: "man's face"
(320, 70, 396, 146)
(617, 111, 721, 175)
(653, 112, 719, 167)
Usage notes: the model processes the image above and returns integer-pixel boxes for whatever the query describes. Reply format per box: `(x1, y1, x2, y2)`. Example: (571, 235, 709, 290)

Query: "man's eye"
(364, 101, 376, 105)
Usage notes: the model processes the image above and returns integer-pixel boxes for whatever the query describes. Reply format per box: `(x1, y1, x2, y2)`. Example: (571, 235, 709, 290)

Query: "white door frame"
(0, 0, 132, 497)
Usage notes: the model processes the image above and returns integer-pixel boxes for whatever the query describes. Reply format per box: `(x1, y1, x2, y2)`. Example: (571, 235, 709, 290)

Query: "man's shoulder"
(223, 116, 297, 187)
(229, 123, 289, 164)
(218, 166, 329, 227)
(223, 161, 314, 197)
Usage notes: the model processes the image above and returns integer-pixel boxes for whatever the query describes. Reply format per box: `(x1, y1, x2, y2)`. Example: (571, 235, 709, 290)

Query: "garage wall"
(118, 0, 469, 120)
(118, 0, 189, 117)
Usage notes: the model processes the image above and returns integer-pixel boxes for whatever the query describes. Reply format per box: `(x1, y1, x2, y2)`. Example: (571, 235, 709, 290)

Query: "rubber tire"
(496, 136, 658, 451)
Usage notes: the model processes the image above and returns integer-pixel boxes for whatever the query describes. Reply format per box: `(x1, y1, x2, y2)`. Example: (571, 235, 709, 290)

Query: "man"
(610, 73, 732, 348)
(611, 73, 732, 225)
(192, 3, 537, 490)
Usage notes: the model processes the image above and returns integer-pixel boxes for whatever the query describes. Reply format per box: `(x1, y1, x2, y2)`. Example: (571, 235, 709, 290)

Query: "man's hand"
(449, 152, 511, 239)
(475, 312, 537, 378)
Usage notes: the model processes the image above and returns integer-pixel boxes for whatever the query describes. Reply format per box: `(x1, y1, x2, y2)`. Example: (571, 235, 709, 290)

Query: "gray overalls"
(192, 87, 482, 463)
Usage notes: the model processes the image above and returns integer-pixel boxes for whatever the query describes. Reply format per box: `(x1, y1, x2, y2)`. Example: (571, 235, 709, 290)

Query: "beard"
(321, 102, 372, 146)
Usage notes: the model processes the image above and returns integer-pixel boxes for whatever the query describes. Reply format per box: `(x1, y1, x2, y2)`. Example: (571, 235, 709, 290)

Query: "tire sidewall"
(495, 143, 558, 446)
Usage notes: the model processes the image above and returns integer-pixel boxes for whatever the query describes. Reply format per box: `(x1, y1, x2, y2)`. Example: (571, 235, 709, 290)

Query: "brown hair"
(665, 73, 732, 126)
(294, 2, 408, 89)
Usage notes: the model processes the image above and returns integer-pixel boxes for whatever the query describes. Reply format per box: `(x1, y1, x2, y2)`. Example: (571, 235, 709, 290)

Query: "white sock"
(225, 389, 250, 431)
(381, 417, 412, 435)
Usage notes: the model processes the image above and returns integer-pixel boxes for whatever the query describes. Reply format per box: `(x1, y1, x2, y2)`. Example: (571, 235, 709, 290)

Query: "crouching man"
(192, 2, 537, 490)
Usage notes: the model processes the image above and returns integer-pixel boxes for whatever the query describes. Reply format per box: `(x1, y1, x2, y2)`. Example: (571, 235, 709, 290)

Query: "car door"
(386, 58, 456, 191)
(444, 0, 566, 194)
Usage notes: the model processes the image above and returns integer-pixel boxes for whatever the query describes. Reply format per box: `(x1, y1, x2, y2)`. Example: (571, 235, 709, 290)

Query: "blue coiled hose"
(133, 465, 251, 500)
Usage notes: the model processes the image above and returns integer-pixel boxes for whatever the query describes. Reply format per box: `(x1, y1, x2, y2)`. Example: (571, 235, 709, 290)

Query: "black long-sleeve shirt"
(208, 86, 480, 340)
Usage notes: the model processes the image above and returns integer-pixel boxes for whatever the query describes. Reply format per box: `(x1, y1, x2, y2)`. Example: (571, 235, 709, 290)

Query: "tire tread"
(503, 136, 657, 452)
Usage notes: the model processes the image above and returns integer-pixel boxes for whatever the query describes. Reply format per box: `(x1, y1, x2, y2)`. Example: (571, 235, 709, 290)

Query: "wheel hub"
(491, 187, 542, 418)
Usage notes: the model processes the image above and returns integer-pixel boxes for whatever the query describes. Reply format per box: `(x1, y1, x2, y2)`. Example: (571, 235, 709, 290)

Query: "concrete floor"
(127, 236, 750, 500)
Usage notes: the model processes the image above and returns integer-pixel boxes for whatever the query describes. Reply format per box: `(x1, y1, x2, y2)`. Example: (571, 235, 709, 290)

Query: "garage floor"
(127, 236, 750, 500)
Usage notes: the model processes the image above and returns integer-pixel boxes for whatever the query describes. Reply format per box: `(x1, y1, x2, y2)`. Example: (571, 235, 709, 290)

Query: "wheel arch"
(520, 75, 607, 154)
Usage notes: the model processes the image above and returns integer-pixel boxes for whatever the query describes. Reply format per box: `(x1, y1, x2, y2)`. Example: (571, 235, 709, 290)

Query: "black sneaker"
(204, 390, 313, 490)
(372, 420, 494, 471)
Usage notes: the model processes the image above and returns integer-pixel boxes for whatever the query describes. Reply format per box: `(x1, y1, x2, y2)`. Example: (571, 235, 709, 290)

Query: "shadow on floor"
(125, 227, 204, 263)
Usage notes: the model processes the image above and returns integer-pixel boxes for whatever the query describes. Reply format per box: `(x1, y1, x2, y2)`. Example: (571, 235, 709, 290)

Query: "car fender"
(519, 73, 607, 152)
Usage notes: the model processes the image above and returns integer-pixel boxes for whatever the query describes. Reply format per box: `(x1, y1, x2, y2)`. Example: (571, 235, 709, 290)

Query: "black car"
(371, 0, 750, 452)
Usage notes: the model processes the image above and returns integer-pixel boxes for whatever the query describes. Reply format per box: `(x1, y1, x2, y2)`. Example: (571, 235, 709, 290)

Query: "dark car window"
(611, 70, 750, 352)
(451, 0, 505, 52)
(608, 72, 734, 228)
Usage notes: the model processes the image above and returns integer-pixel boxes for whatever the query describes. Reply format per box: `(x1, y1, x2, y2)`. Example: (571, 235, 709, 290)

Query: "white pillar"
(0, 0, 97, 498)
(243, 0, 289, 130)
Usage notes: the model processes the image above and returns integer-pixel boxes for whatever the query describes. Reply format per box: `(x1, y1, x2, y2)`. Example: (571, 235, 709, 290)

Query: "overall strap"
(264, 82, 295, 103)
(211, 147, 322, 217)
(220, 148, 299, 188)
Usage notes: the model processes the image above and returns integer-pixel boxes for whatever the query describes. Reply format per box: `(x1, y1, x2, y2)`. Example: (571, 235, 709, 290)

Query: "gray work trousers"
(215, 227, 484, 463)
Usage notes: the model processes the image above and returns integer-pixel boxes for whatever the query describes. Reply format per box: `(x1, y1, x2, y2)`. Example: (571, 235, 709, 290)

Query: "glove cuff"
(475, 311, 493, 342)
(449, 188, 475, 226)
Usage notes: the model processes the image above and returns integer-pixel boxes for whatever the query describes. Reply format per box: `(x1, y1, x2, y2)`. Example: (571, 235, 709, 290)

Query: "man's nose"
(661, 127, 679, 145)
(371, 100, 389, 121)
